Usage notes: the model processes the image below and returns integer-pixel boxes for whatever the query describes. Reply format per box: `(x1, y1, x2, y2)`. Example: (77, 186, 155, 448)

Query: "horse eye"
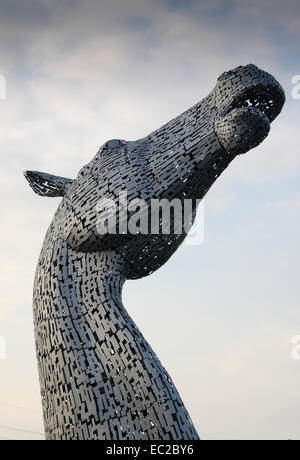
(106, 139, 122, 149)
(218, 71, 235, 81)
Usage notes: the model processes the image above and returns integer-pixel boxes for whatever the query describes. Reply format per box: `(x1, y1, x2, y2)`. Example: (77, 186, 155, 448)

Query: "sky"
(0, 0, 300, 440)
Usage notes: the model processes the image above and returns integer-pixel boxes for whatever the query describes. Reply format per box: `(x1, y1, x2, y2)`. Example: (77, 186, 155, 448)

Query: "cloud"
(193, 321, 300, 440)
(0, 0, 299, 439)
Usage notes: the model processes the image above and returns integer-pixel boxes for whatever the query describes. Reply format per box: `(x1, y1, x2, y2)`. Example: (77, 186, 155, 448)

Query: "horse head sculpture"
(25, 64, 285, 440)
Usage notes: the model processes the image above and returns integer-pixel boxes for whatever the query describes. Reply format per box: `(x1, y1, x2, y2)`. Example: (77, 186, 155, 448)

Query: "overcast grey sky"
(0, 0, 299, 440)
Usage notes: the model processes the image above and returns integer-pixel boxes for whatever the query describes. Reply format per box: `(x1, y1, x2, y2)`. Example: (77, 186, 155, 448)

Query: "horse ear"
(24, 170, 73, 197)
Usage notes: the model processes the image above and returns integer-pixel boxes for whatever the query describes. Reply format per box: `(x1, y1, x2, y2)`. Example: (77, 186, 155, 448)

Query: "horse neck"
(35, 237, 199, 440)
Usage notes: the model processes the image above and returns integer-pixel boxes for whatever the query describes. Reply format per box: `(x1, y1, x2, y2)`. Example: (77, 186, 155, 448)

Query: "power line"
(0, 425, 44, 437)
(0, 402, 41, 414)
